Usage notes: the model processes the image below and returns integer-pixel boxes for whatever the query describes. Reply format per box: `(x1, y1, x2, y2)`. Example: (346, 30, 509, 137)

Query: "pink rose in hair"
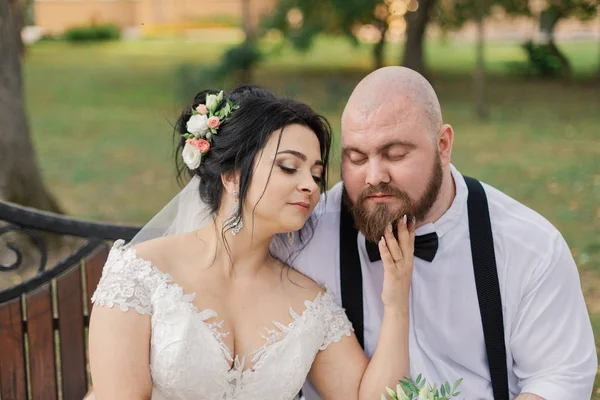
(187, 138, 211, 154)
(207, 116, 220, 129)
(195, 104, 208, 115)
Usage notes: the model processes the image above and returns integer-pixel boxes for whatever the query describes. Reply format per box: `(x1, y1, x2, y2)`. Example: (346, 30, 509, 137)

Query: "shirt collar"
(415, 164, 467, 239)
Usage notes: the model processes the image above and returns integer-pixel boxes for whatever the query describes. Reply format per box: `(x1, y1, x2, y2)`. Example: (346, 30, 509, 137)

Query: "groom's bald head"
(342, 66, 442, 138)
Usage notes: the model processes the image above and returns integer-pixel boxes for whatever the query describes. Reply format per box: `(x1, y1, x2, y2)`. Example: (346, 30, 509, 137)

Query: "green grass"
(21, 35, 600, 395)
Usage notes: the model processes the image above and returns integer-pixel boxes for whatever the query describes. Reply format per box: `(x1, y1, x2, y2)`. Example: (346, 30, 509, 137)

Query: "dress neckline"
(115, 239, 330, 374)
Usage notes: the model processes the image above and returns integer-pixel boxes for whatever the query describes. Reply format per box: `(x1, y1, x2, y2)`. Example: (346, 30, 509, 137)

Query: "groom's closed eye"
(385, 149, 409, 161)
(344, 150, 368, 165)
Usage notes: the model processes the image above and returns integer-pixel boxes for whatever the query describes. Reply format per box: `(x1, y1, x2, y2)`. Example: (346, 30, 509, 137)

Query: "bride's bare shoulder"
(130, 234, 191, 274)
(282, 264, 326, 300)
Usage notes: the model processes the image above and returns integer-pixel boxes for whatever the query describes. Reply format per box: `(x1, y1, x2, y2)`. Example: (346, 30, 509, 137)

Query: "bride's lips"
(290, 202, 310, 212)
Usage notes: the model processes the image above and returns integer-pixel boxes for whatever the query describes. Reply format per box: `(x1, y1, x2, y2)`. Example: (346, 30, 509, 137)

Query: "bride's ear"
(221, 170, 241, 195)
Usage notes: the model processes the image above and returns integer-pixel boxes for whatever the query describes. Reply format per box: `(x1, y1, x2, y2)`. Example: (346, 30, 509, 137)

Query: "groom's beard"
(343, 154, 443, 243)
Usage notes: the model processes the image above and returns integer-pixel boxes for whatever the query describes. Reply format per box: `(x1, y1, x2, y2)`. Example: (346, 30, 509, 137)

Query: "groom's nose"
(365, 158, 391, 186)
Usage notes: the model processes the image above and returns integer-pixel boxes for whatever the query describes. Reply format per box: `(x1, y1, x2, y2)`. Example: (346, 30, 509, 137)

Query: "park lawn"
(23, 36, 600, 396)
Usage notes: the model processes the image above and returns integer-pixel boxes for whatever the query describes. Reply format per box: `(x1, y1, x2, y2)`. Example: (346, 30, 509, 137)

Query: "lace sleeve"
(91, 240, 158, 315)
(319, 291, 354, 350)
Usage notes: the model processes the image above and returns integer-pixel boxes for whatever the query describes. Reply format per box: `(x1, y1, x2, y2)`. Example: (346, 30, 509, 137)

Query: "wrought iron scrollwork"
(0, 200, 141, 275)
(0, 224, 47, 273)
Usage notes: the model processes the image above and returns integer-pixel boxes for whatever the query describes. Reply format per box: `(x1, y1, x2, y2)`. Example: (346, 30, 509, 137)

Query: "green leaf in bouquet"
(444, 382, 451, 395)
(400, 378, 419, 394)
(416, 374, 422, 385)
(440, 384, 446, 397)
(452, 378, 463, 391)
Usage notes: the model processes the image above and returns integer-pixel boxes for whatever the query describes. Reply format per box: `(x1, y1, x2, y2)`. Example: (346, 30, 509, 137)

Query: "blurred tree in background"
(0, 0, 60, 212)
(535, 0, 599, 76)
(263, 0, 532, 75)
(219, 0, 598, 80)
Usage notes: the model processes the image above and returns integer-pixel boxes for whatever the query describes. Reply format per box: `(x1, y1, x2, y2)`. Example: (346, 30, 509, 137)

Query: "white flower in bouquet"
(383, 384, 409, 400)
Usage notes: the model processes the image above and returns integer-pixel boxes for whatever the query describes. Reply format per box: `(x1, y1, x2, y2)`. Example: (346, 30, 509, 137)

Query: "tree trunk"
(474, 0, 487, 120)
(0, 0, 60, 212)
(373, 23, 389, 70)
(539, 6, 572, 76)
(401, 0, 437, 76)
(239, 0, 253, 83)
(25, 0, 34, 26)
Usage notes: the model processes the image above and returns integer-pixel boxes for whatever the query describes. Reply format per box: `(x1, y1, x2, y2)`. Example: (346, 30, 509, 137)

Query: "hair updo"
(174, 85, 332, 249)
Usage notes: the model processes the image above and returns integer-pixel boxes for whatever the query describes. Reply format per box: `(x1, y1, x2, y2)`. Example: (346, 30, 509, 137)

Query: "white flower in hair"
(205, 91, 223, 113)
(182, 141, 202, 169)
(186, 114, 209, 138)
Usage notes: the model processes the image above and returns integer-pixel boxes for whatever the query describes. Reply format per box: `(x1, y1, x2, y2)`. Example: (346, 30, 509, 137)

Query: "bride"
(88, 85, 415, 399)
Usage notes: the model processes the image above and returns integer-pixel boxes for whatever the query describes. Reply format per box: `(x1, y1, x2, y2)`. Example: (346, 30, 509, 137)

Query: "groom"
(292, 67, 596, 399)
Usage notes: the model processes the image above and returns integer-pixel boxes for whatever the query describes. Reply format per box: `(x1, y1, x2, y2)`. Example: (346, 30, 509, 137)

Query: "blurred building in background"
(34, 0, 277, 35)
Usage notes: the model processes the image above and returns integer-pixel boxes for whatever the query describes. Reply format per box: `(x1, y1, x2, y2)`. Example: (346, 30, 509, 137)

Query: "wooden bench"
(0, 200, 140, 400)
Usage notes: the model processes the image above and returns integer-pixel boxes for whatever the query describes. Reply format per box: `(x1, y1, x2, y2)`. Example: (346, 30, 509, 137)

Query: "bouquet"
(381, 375, 463, 400)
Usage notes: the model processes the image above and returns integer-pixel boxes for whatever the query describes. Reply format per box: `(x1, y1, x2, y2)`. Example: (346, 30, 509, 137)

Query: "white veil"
(128, 175, 294, 262)
(130, 176, 213, 245)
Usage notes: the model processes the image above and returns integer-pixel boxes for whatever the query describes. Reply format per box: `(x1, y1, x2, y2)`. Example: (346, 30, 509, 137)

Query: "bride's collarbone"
(144, 239, 324, 354)
(189, 279, 321, 339)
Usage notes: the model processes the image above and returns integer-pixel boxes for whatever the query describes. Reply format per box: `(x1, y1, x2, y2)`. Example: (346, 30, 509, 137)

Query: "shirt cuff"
(520, 380, 578, 400)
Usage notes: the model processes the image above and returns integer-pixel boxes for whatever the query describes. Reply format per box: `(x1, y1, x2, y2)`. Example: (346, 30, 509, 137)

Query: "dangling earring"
(225, 189, 243, 235)
(287, 231, 295, 246)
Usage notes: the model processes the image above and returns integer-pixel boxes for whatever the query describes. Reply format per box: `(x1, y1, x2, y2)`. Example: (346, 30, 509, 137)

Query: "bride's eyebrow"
(277, 150, 323, 166)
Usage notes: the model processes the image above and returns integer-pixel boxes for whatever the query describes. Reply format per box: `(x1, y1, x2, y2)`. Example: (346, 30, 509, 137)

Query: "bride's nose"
(298, 172, 318, 194)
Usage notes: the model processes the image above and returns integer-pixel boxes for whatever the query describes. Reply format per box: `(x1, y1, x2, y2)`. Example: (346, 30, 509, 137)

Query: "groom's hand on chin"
(515, 393, 544, 400)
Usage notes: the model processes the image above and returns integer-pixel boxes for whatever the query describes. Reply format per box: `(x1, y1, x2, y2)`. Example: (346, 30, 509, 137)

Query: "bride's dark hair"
(174, 84, 332, 261)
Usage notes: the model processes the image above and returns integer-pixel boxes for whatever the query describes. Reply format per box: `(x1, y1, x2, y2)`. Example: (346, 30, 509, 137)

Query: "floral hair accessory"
(181, 91, 239, 170)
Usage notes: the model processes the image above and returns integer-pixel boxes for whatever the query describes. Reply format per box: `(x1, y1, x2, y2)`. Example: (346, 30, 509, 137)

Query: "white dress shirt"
(291, 165, 596, 400)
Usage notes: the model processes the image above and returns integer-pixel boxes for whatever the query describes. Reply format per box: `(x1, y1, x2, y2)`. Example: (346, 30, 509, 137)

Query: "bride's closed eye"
(279, 165, 322, 184)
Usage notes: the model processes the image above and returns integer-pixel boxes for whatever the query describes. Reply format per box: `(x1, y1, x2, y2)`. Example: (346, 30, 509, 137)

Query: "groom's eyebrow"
(343, 140, 416, 155)
(277, 150, 324, 166)
(379, 140, 417, 152)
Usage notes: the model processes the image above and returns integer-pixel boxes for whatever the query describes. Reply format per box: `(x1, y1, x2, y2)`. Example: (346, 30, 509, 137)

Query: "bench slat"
(85, 245, 109, 317)
(26, 283, 58, 400)
(0, 297, 27, 400)
(57, 264, 88, 399)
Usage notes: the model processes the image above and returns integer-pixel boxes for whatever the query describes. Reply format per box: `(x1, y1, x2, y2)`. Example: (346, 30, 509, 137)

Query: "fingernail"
(380, 236, 385, 245)
(387, 223, 393, 233)
(402, 215, 407, 225)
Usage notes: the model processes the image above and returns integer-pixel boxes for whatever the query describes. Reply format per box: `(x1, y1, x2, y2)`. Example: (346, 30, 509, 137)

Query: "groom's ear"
(437, 124, 454, 166)
(221, 170, 241, 194)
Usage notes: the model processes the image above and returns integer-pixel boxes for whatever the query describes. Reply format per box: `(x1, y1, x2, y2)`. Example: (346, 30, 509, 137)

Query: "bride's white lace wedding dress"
(91, 240, 353, 399)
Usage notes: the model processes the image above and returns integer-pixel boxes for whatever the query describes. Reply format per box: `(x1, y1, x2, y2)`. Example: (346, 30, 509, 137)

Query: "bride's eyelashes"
(278, 165, 322, 184)
(278, 165, 297, 174)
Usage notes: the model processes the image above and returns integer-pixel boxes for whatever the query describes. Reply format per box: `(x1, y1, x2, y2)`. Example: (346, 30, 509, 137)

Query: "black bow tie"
(365, 232, 439, 263)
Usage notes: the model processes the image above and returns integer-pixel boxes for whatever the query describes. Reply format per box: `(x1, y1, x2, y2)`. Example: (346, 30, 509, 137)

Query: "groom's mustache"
(356, 184, 411, 206)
